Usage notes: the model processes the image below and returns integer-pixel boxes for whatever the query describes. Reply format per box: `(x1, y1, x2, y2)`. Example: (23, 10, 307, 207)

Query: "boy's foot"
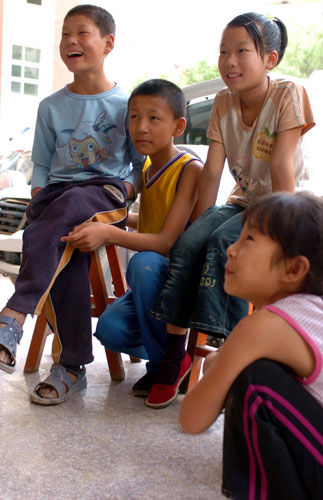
(146, 352, 192, 409)
(0, 346, 11, 366)
(132, 371, 159, 397)
(30, 363, 87, 405)
(0, 316, 24, 373)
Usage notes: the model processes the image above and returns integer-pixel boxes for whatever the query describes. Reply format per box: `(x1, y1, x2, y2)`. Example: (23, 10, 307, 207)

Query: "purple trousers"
(7, 177, 128, 365)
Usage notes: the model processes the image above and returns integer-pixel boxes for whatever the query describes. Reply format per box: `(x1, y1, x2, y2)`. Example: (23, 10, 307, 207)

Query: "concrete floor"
(0, 275, 226, 500)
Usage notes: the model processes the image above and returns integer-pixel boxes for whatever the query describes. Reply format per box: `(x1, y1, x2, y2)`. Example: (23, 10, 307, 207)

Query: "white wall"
(0, 0, 56, 150)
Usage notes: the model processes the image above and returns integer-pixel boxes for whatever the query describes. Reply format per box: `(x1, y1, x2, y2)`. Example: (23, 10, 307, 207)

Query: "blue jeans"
(151, 204, 249, 337)
(95, 251, 169, 373)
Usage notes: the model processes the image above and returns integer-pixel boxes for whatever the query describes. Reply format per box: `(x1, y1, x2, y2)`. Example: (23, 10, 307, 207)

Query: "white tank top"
(265, 293, 323, 407)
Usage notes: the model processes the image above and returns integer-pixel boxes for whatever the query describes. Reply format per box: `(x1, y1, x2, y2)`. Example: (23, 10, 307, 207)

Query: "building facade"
(0, 0, 76, 150)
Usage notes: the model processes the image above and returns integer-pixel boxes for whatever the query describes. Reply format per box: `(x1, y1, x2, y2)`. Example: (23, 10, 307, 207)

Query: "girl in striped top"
(180, 191, 323, 500)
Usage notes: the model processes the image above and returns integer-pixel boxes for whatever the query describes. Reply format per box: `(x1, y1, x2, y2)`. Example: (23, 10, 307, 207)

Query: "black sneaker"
(132, 372, 159, 397)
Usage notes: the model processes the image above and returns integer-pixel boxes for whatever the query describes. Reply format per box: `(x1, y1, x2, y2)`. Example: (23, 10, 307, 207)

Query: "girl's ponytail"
(227, 12, 288, 68)
(273, 17, 288, 64)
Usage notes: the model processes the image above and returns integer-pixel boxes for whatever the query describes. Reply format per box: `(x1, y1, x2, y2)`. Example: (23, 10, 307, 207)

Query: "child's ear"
(104, 34, 115, 55)
(283, 255, 310, 284)
(266, 50, 279, 70)
(173, 117, 186, 138)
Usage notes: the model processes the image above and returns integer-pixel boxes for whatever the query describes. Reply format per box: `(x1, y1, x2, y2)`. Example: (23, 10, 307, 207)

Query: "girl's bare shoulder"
(229, 308, 315, 378)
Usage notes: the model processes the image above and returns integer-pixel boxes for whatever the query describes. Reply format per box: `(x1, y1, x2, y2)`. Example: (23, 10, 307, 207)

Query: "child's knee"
(59, 186, 84, 211)
(227, 360, 278, 405)
(170, 225, 200, 257)
(126, 251, 168, 285)
(128, 251, 151, 271)
(208, 213, 243, 250)
(95, 307, 123, 349)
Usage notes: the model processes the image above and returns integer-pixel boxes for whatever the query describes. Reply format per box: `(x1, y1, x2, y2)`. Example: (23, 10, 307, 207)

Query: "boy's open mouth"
(227, 73, 242, 79)
(67, 51, 83, 58)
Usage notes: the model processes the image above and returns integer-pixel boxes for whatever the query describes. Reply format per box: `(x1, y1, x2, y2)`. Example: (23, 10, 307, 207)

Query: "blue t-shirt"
(31, 84, 144, 194)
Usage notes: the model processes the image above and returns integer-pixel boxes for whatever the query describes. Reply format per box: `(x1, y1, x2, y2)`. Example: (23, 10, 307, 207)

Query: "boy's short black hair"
(243, 191, 323, 295)
(129, 79, 186, 119)
(64, 4, 115, 37)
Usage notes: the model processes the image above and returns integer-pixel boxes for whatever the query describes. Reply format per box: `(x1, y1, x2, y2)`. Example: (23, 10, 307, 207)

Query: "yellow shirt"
(137, 151, 200, 234)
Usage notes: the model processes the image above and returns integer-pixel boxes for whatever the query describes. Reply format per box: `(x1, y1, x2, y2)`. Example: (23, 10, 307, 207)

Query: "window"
(24, 83, 38, 96)
(12, 65, 21, 77)
(25, 47, 41, 63)
(11, 82, 21, 93)
(11, 45, 41, 96)
(24, 67, 39, 79)
(12, 45, 22, 60)
(174, 99, 213, 146)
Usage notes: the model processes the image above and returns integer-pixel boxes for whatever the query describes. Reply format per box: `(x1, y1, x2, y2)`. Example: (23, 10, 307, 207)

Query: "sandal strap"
(0, 316, 24, 366)
(0, 316, 24, 343)
(34, 364, 81, 399)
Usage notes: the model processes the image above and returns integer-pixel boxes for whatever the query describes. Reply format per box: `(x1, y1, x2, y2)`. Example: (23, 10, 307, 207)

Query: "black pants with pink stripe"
(222, 360, 323, 500)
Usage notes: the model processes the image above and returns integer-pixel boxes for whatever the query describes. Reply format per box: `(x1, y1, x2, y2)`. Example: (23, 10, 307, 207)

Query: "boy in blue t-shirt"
(0, 5, 144, 400)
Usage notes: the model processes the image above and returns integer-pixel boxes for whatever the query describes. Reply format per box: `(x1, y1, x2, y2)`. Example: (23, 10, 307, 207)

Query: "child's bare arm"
(202, 350, 219, 375)
(61, 160, 203, 255)
(126, 212, 138, 230)
(124, 181, 135, 200)
(179, 309, 315, 434)
(270, 126, 302, 192)
(193, 140, 226, 220)
(154, 159, 203, 252)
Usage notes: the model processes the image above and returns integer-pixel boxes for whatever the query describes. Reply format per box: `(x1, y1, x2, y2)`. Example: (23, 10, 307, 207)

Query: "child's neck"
(68, 73, 115, 95)
(253, 289, 294, 311)
(148, 146, 180, 179)
(239, 76, 269, 127)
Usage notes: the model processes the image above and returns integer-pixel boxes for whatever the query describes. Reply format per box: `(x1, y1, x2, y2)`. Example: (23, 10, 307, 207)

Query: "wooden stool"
(24, 245, 132, 381)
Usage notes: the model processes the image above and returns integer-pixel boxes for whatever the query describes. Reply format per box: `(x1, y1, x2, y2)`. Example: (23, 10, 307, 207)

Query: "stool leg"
(90, 249, 126, 381)
(104, 350, 125, 381)
(24, 307, 50, 373)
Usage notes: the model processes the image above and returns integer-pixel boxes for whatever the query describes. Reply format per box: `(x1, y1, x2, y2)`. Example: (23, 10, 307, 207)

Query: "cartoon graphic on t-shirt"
(62, 111, 116, 174)
(231, 163, 259, 193)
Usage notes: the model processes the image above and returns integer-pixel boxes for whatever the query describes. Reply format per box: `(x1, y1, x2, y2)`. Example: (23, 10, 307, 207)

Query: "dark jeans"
(151, 204, 249, 337)
(222, 360, 323, 500)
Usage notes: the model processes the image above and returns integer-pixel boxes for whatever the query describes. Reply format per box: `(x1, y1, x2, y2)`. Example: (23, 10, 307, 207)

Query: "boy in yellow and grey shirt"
(63, 78, 203, 399)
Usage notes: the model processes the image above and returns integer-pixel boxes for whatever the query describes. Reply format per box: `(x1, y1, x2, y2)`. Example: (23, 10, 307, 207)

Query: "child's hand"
(61, 222, 108, 252)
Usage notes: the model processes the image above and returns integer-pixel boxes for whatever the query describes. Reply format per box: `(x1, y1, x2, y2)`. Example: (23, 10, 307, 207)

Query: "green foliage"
(276, 27, 323, 78)
(179, 59, 220, 86)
